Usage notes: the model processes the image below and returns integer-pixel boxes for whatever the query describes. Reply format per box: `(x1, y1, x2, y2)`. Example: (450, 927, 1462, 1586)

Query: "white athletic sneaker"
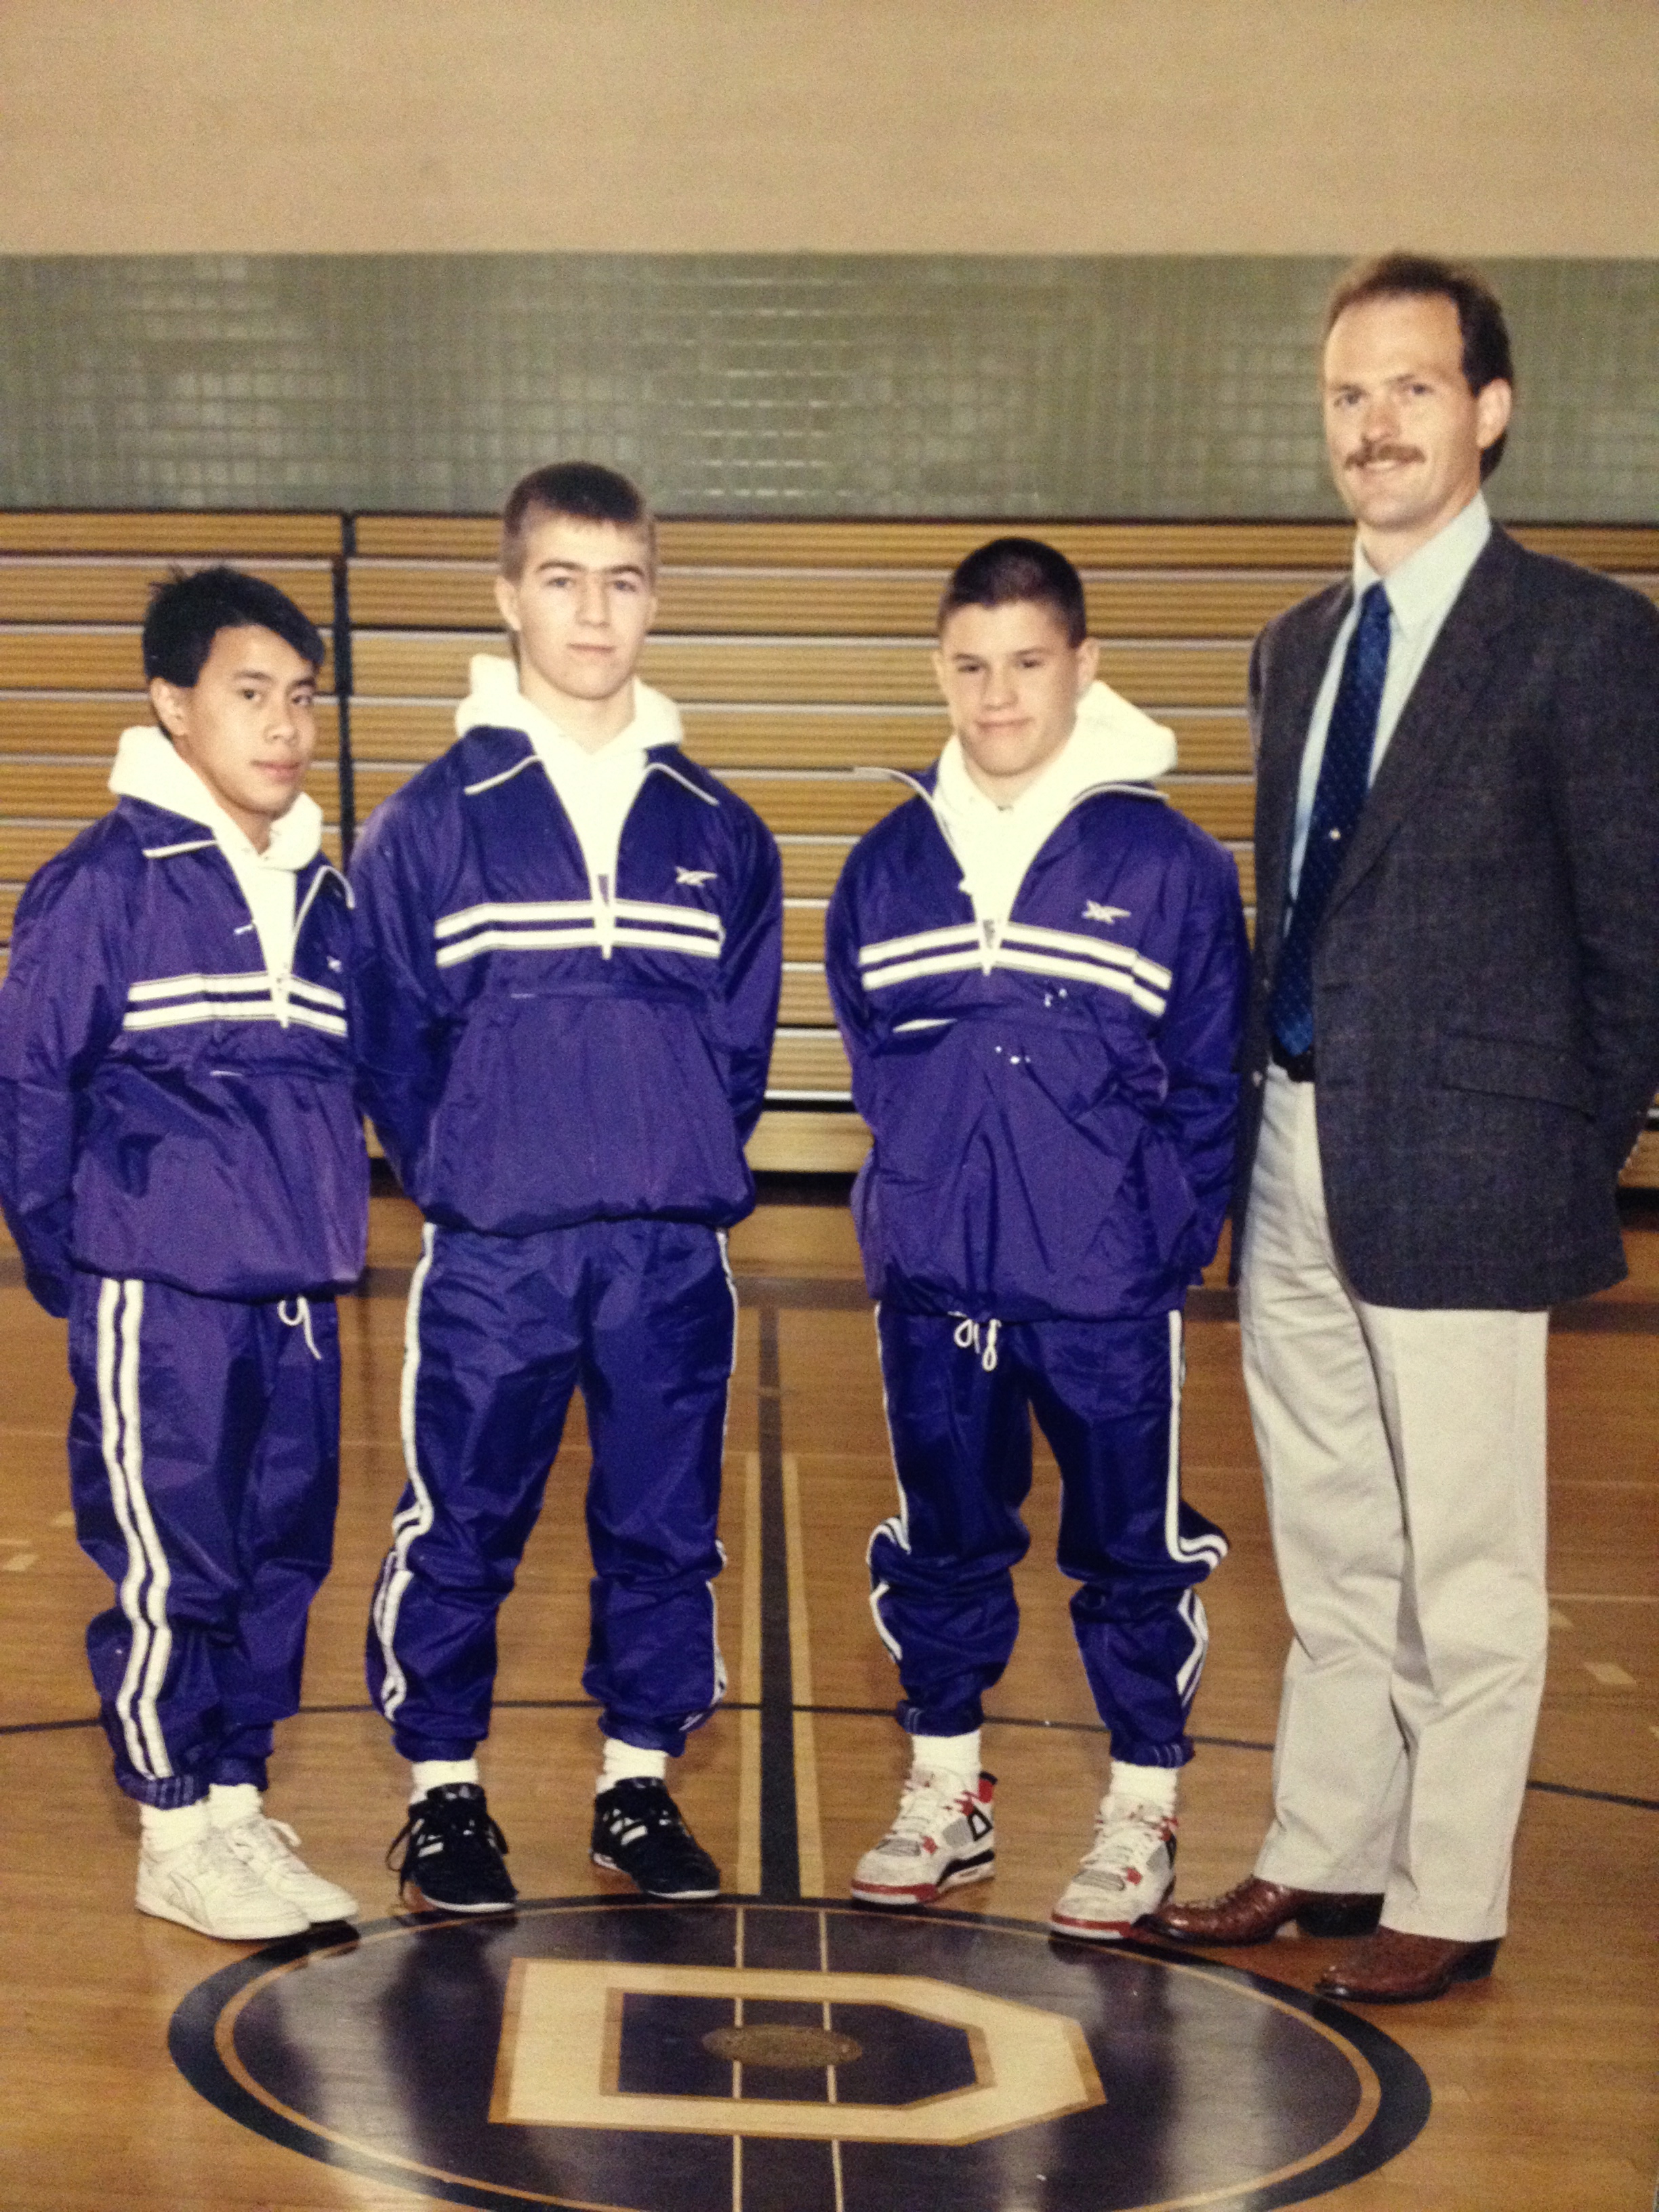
(1050, 1797, 1177, 1942)
(136, 1829, 310, 1941)
(851, 1769, 996, 1908)
(217, 1813, 360, 1924)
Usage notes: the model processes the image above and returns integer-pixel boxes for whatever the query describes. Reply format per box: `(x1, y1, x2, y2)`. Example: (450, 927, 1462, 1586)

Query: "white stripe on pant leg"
(1175, 1586, 1209, 1708)
(864, 1300, 914, 1664)
(99, 1278, 155, 1778)
(1163, 1308, 1227, 1571)
(118, 1282, 176, 1778)
(371, 1224, 438, 1721)
(99, 1279, 175, 1780)
(704, 1228, 741, 1710)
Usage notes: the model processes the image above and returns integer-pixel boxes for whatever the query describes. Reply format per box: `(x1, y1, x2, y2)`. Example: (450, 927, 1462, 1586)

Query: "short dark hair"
(501, 460, 657, 578)
(938, 536, 1088, 647)
(142, 565, 325, 687)
(1325, 251, 1515, 478)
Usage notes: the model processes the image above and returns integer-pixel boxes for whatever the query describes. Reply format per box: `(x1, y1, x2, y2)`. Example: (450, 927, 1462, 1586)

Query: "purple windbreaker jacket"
(347, 729, 783, 1234)
(0, 802, 367, 1315)
(827, 773, 1249, 1322)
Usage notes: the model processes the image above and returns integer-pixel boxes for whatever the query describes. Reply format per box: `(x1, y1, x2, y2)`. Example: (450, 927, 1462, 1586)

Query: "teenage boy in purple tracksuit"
(827, 538, 1248, 1938)
(350, 462, 782, 1910)
(0, 567, 366, 1940)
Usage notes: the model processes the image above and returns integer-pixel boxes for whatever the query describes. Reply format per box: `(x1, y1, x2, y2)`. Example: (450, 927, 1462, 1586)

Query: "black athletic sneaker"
(388, 1783, 517, 1914)
(591, 1778, 721, 1900)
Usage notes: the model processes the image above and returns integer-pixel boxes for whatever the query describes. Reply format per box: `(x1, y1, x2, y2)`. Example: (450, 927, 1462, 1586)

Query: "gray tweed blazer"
(1232, 525, 1659, 1309)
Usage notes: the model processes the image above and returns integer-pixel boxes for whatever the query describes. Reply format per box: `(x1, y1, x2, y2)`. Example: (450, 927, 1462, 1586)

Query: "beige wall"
(2, 0, 1654, 258)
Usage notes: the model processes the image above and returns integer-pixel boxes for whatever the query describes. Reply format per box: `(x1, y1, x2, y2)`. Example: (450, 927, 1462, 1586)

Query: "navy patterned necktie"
(1269, 580, 1391, 1059)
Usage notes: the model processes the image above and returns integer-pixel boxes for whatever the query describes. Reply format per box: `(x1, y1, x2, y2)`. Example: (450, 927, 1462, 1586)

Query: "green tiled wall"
(0, 255, 1653, 518)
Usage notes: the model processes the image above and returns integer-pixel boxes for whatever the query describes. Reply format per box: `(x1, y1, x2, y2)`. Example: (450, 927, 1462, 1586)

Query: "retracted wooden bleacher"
(3, 511, 1657, 1185)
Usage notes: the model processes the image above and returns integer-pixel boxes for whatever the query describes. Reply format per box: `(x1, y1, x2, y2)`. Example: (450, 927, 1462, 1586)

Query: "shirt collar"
(1354, 489, 1491, 636)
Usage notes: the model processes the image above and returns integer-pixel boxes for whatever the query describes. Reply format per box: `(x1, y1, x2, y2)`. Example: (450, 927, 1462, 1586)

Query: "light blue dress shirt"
(1286, 491, 1492, 901)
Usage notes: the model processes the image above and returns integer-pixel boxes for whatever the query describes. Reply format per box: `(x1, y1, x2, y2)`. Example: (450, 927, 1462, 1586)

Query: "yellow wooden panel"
(0, 512, 342, 556)
(0, 822, 94, 875)
(0, 763, 117, 817)
(347, 701, 457, 761)
(0, 695, 340, 757)
(1169, 714, 1253, 773)
(354, 516, 501, 560)
(24, 510, 1656, 577)
(0, 884, 17, 939)
(779, 970, 835, 1026)
(684, 708, 947, 769)
(347, 563, 499, 629)
(769, 1031, 853, 1094)
(351, 632, 1248, 708)
(1233, 846, 1257, 907)
(0, 560, 335, 626)
(0, 631, 335, 693)
(1164, 779, 1257, 841)
(0, 632, 148, 690)
(783, 907, 827, 961)
(723, 777, 910, 838)
(779, 842, 855, 900)
(1620, 1128, 1659, 1187)
(1509, 527, 1659, 571)
(346, 561, 1339, 640)
(745, 1107, 870, 1173)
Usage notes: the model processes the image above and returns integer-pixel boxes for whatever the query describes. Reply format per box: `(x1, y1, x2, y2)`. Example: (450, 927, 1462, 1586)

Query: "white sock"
(140, 1799, 210, 1851)
(1107, 1759, 1180, 1814)
(910, 1729, 981, 1783)
(597, 1739, 668, 1793)
(207, 1782, 263, 1828)
(410, 1757, 480, 1804)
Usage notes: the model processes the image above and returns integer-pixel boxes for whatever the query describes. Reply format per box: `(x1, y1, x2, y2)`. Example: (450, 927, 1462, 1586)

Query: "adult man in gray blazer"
(1153, 253, 1659, 2001)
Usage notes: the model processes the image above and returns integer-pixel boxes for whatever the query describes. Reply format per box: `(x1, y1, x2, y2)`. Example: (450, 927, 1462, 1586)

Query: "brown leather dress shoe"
(1150, 1877, 1385, 1946)
(1316, 1927, 1501, 2004)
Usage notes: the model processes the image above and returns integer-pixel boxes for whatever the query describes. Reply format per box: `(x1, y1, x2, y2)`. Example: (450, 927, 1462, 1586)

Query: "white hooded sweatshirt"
(455, 654, 684, 954)
(108, 724, 325, 1014)
(933, 678, 1178, 952)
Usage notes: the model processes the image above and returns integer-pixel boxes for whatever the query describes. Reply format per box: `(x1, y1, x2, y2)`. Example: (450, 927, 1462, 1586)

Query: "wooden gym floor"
(1, 1183, 1655, 2211)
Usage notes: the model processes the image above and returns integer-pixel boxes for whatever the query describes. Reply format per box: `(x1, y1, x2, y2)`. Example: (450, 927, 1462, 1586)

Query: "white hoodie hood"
(455, 654, 685, 948)
(934, 678, 1177, 942)
(109, 724, 323, 987)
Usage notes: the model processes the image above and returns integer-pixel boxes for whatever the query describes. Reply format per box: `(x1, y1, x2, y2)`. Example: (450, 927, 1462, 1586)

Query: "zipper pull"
(272, 970, 291, 1029)
(596, 872, 615, 960)
(981, 916, 1000, 972)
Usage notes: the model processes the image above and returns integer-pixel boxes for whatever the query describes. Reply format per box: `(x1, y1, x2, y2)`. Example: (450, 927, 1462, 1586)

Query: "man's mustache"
(1347, 441, 1425, 469)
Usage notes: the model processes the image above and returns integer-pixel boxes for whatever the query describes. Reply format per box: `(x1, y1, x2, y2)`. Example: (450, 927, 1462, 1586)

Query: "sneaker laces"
(387, 1788, 508, 1873)
(597, 1780, 695, 1849)
(220, 1812, 307, 1872)
(875, 1769, 965, 1860)
(150, 1828, 283, 1900)
(1074, 1801, 1172, 1893)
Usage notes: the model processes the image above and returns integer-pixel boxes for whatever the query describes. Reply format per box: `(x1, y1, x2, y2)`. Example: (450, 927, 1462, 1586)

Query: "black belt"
(1270, 1036, 1317, 1083)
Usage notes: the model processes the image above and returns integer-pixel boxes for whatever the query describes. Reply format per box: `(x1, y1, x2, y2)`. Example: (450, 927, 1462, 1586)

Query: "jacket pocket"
(1437, 1029, 1595, 1115)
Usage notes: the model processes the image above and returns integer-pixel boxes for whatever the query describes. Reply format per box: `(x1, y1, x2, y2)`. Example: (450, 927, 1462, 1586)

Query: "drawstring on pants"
(278, 1296, 321, 1361)
(951, 1315, 1001, 1372)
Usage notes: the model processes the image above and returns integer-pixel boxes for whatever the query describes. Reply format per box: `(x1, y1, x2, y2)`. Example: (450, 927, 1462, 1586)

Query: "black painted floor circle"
(169, 1899, 1430, 2212)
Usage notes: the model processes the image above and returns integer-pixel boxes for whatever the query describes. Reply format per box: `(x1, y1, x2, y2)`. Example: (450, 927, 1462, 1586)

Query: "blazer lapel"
(1327, 529, 1526, 916)
(1255, 581, 1349, 962)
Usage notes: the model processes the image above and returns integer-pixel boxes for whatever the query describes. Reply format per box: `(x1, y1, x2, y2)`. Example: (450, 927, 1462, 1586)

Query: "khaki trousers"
(1240, 1067, 1549, 1941)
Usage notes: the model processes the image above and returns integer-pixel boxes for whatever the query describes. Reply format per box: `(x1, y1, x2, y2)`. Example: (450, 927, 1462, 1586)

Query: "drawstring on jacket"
(952, 1315, 1001, 1372)
(278, 1296, 321, 1360)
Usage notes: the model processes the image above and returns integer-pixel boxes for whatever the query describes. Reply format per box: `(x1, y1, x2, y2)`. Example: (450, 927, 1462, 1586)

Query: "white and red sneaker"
(1050, 1797, 1176, 1941)
(851, 1769, 996, 1908)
